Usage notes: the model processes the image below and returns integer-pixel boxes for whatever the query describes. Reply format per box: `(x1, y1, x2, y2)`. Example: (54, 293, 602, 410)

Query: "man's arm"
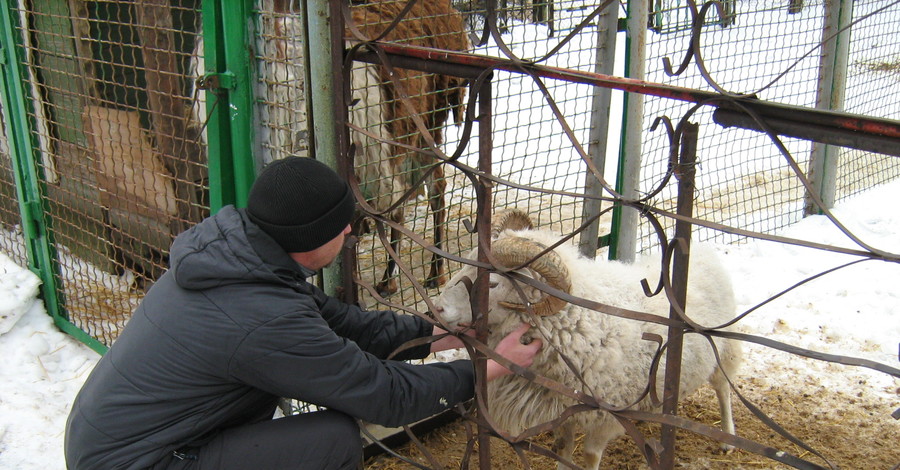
(310, 285, 432, 360)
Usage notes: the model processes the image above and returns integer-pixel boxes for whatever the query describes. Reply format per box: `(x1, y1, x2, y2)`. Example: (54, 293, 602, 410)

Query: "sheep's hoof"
(719, 443, 735, 454)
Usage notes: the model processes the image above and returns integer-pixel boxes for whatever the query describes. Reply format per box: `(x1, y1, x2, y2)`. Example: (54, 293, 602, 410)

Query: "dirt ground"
(364, 373, 900, 470)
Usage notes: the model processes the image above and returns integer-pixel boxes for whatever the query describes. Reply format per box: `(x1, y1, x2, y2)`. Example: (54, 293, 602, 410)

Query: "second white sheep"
(432, 209, 742, 469)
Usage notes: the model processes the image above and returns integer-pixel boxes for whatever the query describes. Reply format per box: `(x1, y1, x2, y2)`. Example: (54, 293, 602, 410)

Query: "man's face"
(319, 224, 351, 267)
(290, 224, 351, 271)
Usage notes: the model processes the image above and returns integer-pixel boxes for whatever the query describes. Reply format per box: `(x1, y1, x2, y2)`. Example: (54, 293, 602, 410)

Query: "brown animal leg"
(375, 211, 402, 297)
(424, 167, 447, 289)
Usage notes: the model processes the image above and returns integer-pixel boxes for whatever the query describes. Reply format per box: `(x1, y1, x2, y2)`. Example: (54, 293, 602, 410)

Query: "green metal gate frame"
(0, 0, 265, 354)
(0, 2, 73, 344)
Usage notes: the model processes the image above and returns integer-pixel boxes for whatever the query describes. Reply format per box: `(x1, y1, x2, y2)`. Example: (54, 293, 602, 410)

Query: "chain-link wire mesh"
(639, 0, 900, 252)
(0, 102, 28, 266)
(338, 1, 899, 468)
(254, 0, 311, 164)
(836, 1, 900, 200)
(348, 0, 621, 314)
(1, 0, 208, 346)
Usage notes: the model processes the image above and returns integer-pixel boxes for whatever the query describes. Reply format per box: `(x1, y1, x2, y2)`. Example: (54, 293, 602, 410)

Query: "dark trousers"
(155, 410, 362, 470)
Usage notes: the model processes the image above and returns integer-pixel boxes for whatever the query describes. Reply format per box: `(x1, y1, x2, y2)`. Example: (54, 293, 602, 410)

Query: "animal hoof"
(376, 279, 398, 298)
(424, 274, 447, 289)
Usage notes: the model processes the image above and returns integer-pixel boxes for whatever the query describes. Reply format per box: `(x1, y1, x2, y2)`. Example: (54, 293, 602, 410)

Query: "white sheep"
(433, 209, 742, 469)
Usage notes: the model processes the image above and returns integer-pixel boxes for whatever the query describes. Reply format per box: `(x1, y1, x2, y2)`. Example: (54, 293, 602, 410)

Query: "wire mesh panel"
(2, 0, 208, 346)
(0, 103, 28, 267)
(343, 0, 474, 312)
(254, 0, 311, 164)
(338, 1, 899, 468)
(638, 0, 900, 252)
(345, 0, 620, 313)
(836, 0, 900, 201)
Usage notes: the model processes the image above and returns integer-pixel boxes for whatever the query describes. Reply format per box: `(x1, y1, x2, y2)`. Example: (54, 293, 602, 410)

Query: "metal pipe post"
(306, 0, 347, 298)
(659, 121, 699, 468)
(805, 0, 852, 215)
(610, 0, 648, 262)
(474, 75, 494, 470)
(579, 0, 618, 259)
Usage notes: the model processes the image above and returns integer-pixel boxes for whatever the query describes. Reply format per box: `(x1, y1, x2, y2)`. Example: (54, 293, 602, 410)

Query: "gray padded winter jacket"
(64, 206, 474, 469)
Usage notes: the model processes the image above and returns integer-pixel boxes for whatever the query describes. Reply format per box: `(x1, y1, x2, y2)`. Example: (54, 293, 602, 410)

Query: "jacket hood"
(169, 206, 313, 290)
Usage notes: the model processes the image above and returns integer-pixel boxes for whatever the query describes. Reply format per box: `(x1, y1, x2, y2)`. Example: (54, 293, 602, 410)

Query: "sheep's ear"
(491, 208, 534, 238)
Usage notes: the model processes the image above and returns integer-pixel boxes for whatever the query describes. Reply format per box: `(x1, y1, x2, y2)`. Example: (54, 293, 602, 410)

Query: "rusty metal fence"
(637, 0, 900, 254)
(1, 0, 899, 468)
(337, 0, 900, 468)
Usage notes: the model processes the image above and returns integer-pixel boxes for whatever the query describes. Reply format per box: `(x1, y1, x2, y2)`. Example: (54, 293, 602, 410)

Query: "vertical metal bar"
(305, 0, 341, 169)
(306, 0, 346, 298)
(659, 122, 699, 468)
(578, 0, 618, 259)
(201, 0, 233, 212)
(201, 0, 258, 212)
(0, 2, 105, 353)
(474, 75, 493, 470)
(609, 0, 647, 262)
(328, 0, 356, 304)
(805, 0, 851, 216)
(0, 4, 58, 315)
(221, 0, 257, 206)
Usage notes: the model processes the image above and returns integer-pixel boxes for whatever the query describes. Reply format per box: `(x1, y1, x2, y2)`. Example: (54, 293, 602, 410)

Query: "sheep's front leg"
(552, 421, 577, 470)
(581, 424, 620, 470)
(710, 367, 736, 453)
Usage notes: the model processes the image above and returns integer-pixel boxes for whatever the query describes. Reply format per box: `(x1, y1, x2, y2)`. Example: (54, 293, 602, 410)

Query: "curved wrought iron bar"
(341, 0, 420, 44)
(665, 0, 900, 99)
(453, 317, 837, 469)
(338, 2, 900, 467)
(719, 97, 900, 259)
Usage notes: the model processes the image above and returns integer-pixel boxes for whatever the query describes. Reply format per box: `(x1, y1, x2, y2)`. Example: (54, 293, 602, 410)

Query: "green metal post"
(202, 0, 257, 212)
(221, 0, 258, 205)
(0, 2, 106, 354)
(201, 0, 234, 212)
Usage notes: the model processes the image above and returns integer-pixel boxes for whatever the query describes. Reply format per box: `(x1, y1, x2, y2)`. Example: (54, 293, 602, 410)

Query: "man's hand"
(486, 323, 543, 381)
(430, 325, 475, 353)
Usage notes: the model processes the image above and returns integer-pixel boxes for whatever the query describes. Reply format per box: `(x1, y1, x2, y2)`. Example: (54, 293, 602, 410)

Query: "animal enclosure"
(1, 0, 898, 468)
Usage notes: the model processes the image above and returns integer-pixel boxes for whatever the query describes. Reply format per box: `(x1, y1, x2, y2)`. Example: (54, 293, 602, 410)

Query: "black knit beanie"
(246, 157, 356, 253)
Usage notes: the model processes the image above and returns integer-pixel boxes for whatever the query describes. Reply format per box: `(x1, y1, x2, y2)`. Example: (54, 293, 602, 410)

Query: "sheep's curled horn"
(491, 236, 572, 317)
(490, 208, 534, 238)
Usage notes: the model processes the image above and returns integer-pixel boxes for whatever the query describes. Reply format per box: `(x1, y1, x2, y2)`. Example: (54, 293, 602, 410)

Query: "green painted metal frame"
(202, 0, 258, 212)
(0, 0, 261, 353)
(0, 1, 107, 354)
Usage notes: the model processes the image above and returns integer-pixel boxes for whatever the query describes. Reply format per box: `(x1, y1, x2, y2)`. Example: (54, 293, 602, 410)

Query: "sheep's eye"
(489, 281, 499, 288)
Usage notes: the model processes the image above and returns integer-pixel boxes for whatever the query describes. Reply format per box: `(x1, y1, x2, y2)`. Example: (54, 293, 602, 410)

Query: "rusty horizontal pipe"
(349, 42, 900, 149)
(713, 108, 900, 158)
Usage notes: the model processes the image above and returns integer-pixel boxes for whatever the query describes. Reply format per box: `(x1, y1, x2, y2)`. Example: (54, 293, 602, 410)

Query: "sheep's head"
(433, 209, 572, 330)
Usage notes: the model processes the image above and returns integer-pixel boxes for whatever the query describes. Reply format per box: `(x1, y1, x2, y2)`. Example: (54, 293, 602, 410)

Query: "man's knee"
(325, 412, 362, 468)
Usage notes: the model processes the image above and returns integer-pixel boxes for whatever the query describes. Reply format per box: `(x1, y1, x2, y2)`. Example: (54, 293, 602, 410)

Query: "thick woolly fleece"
(64, 206, 474, 470)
